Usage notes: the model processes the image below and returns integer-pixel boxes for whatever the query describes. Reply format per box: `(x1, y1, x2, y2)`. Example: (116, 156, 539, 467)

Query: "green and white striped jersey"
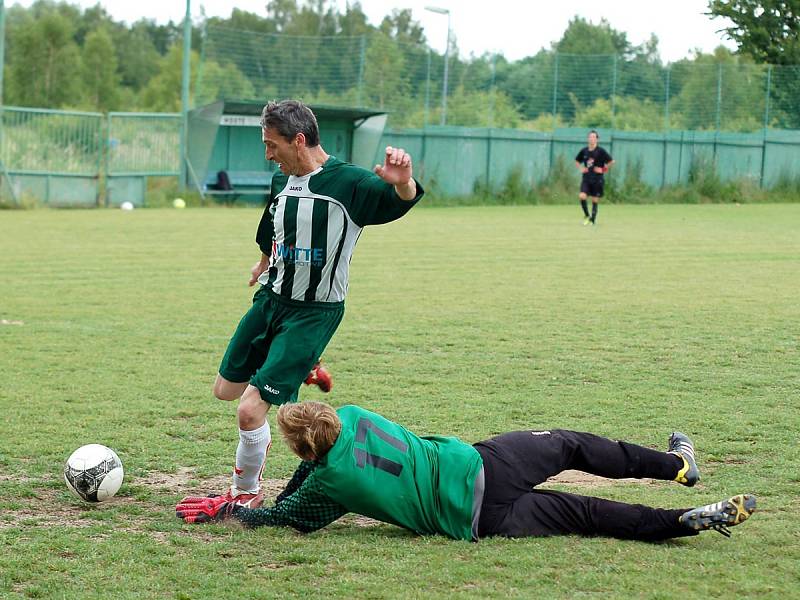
(256, 156, 422, 303)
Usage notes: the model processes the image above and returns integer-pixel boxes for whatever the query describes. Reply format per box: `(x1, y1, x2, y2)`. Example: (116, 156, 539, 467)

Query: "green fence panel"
(487, 129, 552, 188)
(1, 106, 102, 205)
(372, 126, 800, 197)
(762, 129, 800, 187)
(715, 135, 763, 183)
(105, 112, 181, 206)
(607, 131, 667, 189)
(107, 112, 181, 176)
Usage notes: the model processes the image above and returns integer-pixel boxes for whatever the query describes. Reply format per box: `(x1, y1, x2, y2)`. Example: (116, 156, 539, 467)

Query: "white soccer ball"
(173, 198, 186, 209)
(64, 444, 124, 502)
(120, 201, 134, 211)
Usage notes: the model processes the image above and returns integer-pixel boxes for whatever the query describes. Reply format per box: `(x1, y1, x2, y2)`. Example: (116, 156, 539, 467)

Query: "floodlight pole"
(0, 0, 5, 106)
(425, 6, 450, 126)
(179, 0, 192, 192)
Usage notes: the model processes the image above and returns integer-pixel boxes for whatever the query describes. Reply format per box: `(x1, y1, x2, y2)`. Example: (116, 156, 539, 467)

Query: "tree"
(497, 51, 557, 120)
(115, 24, 162, 90)
(551, 18, 631, 121)
(379, 9, 426, 47)
(555, 17, 631, 56)
(139, 45, 195, 111)
(8, 10, 83, 108)
(363, 32, 411, 115)
(671, 47, 765, 131)
(410, 85, 524, 128)
(707, 0, 800, 64)
(708, 1, 800, 129)
(82, 28, 120, 111)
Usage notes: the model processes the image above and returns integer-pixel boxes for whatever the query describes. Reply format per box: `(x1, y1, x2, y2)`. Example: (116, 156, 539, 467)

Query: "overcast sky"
(10, 0, 737, 63)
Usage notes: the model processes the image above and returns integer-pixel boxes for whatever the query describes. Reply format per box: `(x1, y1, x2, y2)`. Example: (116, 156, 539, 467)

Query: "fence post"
(759, 129, 768, 189)
(611, 54, 617, 130)
(424, 48, 431, 128)
(485, 128, 492, 190)
(763, 64, 772, 129)
(552, 53, 559, 131)
(664, 67, 671, 131)
(715, 63, 722, 131)
(488, 53, 497, 128)
(356, 35, 366, 107)
(101, 113, 109, 207)
(178, 0, 192, 193)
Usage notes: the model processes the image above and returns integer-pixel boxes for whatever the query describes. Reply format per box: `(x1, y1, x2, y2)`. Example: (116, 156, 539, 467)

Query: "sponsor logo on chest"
(272, 241, 326, 267)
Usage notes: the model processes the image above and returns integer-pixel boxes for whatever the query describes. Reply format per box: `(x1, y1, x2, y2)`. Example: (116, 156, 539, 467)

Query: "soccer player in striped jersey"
(177, 402, 756, 542)
(206, 100, 424, 509)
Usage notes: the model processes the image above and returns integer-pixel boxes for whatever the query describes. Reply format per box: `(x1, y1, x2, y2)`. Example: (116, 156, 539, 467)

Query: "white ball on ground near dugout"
(120, 201, 134, 211)
(64, 444, 124, 502)
(173, 198, 186, 209)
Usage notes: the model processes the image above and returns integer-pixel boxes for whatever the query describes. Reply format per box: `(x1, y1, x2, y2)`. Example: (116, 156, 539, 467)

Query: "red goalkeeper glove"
(175, 495, 238, 524)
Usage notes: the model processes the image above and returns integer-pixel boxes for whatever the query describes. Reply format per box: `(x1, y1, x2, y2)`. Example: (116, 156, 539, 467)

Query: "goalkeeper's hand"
(176, 495, 238, 524)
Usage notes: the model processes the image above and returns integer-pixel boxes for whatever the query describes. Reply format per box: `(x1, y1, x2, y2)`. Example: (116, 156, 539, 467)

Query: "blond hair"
(277, 402, 342, 461)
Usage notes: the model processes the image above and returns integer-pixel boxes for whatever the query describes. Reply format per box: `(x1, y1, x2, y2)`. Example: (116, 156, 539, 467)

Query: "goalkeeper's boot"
(223, 485, 265, 509)
(304, 362, 333, 393)
(177, 486, 264, 512)
(583, 216, 592, 226)
(679, 494, 756, 537)
(668, 431, 700, 487)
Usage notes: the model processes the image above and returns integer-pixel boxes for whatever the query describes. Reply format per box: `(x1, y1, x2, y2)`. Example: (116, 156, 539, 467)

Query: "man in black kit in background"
(575, 130, 614, 225)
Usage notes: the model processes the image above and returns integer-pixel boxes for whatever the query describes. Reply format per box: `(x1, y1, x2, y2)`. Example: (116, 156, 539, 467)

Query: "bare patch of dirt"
(339, 513, 382, 528)
(0, 471, 348, 539)
(133, 467, 197, 491)
(140, 471, 288, 499)
(706, 458, 749, 465)
(541, 470, 659, 488)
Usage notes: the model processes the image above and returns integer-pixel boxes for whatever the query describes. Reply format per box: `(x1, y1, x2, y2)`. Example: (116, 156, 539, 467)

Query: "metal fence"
(0, 107, 180, 206)
(373, 127, 800, 197)
(1, 106, 103, 206)
(106, 112, 181, 207)
(2, 104, 798, 204)
(197, 27, 800, 132)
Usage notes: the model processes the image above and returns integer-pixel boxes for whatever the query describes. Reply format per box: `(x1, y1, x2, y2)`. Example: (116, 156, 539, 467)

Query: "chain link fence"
(198, 27, 800, 132)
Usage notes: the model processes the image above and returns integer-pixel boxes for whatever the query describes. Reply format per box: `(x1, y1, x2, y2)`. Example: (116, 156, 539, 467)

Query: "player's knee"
(213, 376, 241, 401)
(579, 193, 587, 200)
(237, 388, 269, 429)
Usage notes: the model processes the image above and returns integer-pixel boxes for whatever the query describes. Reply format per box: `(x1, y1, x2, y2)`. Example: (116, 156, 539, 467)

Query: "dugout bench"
(186, 101, 388, 205)
(203, 170, 273, 204)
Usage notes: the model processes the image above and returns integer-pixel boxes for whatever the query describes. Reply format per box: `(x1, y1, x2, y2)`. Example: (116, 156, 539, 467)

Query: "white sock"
(233, 420, 271, 494)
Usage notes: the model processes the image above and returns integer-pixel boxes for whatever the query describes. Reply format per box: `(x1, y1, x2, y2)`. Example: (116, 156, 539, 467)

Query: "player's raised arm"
(374, 146, 417, 201)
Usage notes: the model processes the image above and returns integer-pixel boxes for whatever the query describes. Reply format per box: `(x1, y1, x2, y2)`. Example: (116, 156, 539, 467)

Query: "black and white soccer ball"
(64, 444, 124, 502)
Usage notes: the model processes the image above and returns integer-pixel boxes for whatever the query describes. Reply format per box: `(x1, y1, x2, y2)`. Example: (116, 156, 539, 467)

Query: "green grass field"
(1, 204, 798, 599)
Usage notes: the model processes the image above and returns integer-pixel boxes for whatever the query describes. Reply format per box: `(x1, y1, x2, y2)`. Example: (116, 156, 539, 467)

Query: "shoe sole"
(681, 494, 756, 531)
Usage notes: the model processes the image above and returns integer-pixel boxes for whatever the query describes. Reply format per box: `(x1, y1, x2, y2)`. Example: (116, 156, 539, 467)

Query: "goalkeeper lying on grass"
(177, 401, 755, 541)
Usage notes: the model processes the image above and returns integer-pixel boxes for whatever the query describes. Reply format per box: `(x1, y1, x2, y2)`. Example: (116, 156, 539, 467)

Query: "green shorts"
(219, 287, 345, 405)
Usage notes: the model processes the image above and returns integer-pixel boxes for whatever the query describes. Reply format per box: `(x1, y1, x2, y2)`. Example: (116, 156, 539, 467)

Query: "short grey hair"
(260, 100, 320, 147)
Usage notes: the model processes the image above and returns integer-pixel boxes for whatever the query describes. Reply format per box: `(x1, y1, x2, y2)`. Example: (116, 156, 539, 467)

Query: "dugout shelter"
(186, 100, 388, 202)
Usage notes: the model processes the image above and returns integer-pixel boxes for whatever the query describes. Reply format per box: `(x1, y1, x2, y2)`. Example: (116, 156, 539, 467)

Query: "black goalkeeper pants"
(473, 429, 696, 541)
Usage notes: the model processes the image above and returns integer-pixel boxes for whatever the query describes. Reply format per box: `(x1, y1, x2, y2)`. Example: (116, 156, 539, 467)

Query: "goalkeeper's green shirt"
(233, 405, 483, 541)
(256, 156, 423, 304)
